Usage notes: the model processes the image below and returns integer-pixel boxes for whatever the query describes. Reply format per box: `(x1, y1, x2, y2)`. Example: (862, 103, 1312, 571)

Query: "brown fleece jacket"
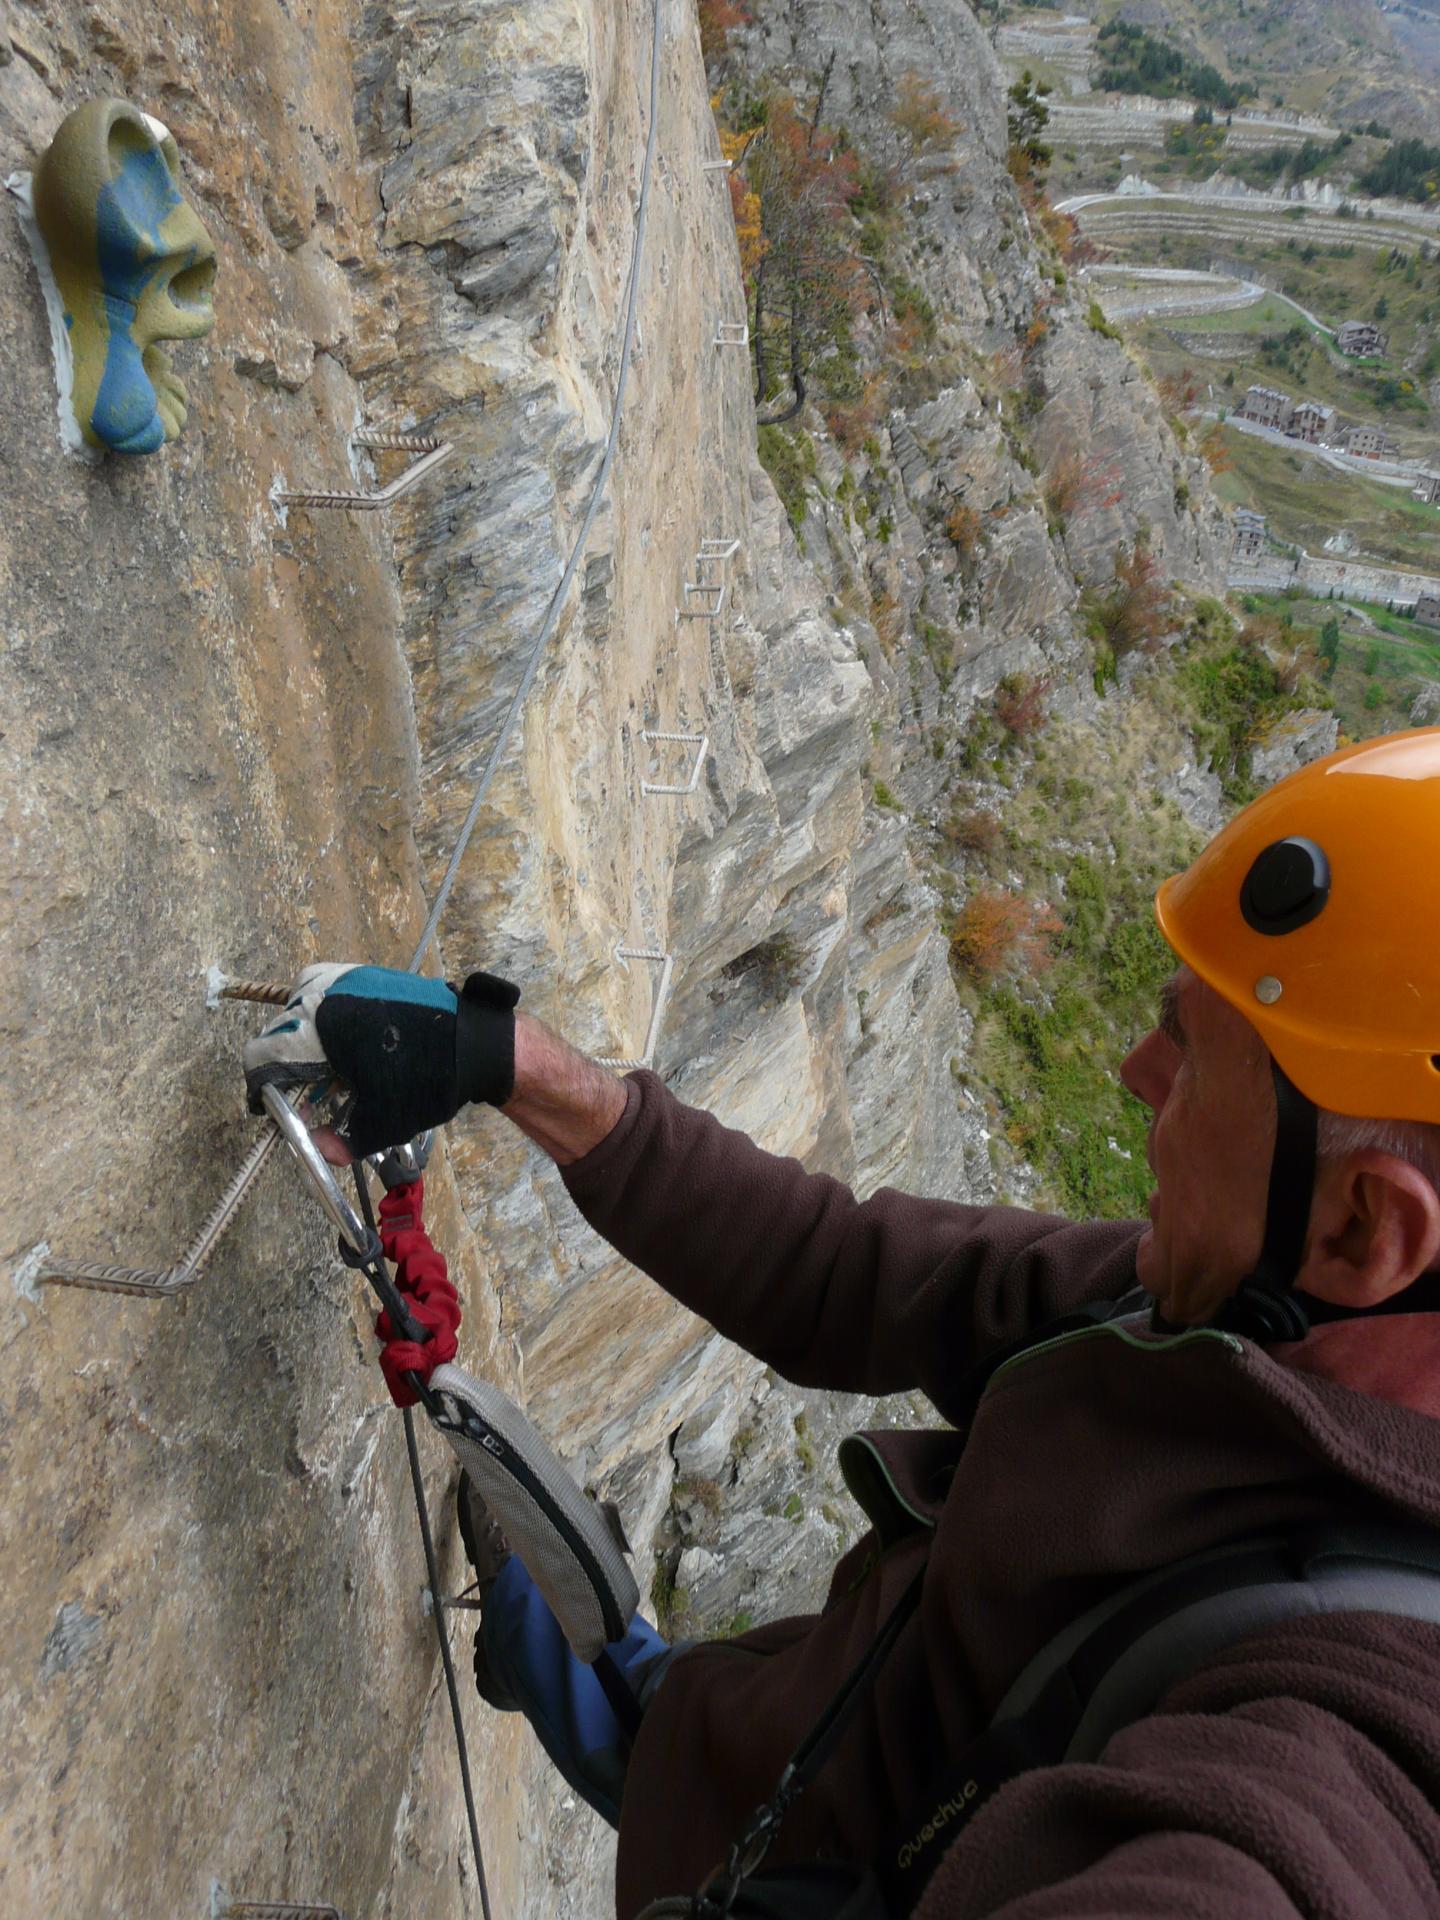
(561, 1072, 1440, 1920)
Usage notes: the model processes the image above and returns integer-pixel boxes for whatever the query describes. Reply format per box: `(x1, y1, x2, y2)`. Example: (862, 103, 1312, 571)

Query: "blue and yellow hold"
(31, 99, 216, 455)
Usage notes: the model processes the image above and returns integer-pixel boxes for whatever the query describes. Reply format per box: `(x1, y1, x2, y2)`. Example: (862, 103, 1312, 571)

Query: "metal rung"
(41, 974, 304, 1298)
(678, 579, 726, 618)
(272, 434, 453, 512)
(702, 158, 733, 173)
(639, 730, 709, 796)
(597, 949, 674, 1071)
(698, 538, 740, 561)
(714, 321, 749, 347)
(220, 1904, 346, 1920)
(211, 1887, 347, 1919)
(40, 1127, 282, 1298)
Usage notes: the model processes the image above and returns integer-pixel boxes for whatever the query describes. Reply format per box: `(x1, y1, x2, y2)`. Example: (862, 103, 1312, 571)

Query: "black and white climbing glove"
(242, 962, 520, 1158)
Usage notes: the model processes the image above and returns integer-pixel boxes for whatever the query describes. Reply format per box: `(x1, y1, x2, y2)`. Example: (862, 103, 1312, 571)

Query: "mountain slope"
(1109, 0, 1440, 133)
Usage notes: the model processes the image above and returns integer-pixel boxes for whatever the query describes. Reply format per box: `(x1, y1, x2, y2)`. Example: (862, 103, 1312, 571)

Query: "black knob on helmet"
(1240, 837, 1330, 936)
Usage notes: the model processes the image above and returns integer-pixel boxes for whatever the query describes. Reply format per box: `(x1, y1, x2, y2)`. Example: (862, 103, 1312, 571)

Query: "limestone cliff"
(0, 1, 1228, 1916)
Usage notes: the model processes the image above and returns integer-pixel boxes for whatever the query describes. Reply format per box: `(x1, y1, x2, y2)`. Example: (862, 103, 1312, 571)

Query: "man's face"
(1119, 965, 1275, 1326)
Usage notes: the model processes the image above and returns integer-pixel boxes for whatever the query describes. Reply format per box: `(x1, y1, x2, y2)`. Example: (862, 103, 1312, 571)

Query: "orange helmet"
(1156, 729, 1440, 1126)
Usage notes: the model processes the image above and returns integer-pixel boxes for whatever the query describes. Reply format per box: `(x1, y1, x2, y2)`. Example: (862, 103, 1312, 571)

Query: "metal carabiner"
(259, 1083, 373, 1257)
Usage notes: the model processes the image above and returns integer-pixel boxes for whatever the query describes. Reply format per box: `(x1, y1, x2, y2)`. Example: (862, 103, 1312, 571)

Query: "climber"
(244, 730, 1440, 1918)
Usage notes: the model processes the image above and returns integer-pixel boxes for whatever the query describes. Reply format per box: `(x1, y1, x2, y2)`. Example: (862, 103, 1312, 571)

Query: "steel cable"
(389, 0, 667, 1905)
(409, 0, 666, 972)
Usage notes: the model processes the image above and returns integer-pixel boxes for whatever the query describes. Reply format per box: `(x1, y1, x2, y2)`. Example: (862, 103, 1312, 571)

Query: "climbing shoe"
(457, 1468, 512, 1600)
(428, 1362, 640, 1664)
(456, 1470, 518, 1713)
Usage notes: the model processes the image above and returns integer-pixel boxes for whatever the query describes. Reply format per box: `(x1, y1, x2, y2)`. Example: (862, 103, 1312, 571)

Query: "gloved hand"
(242, 963, 520, 1158)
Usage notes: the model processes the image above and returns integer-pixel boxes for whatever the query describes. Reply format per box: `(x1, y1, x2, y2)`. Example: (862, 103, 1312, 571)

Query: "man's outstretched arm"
(503, 1013, 628, 1164)
(243, 963, 1140, 1406)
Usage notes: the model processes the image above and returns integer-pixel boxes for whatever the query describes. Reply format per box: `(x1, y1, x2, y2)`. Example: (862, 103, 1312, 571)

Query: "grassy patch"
(757, 423, 817, 535)
(976, 833, 1189, 1219)
(1205, 426, 1440, 575)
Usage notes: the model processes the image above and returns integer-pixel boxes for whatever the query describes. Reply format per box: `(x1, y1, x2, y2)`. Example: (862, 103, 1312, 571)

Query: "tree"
(1007, 70, 1053, 168)
(740, 94, 863, 424)
(1086, 543, 1173, 656)
(889, 71, 961, 163)
(697, 0, 748, 64)
(1318, 617, 1342, 681)
(949, 890, 1060, 986)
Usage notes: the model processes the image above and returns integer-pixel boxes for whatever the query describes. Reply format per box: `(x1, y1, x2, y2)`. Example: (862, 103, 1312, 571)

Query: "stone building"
(1290, 400, 1334, 445)
(1417, 592, 1440, 629)
(1342, 422, 1398, 459)
(1232, 507, 1268, 561)
(1238, 384, 1294, 431)
(1337, 319, 1387, 358)
(1414, 473, 1440, 505)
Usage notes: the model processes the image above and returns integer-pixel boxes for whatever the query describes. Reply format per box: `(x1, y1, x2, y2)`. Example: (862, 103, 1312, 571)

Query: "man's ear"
(1301, 1151, 1440, 1309)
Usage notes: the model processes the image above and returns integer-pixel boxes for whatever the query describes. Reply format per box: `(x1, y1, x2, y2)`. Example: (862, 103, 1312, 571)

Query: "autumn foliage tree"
(1200, 425, 1235, 474)
(1087, 543, 1174, 656)
(888, 71, 961, 167)
(1044, 449, 1124, 524)
(697, 0, 748, 65)
(1156, 367, 1200, 418)
(945, 500, 984, 560)
(741, 94, 865, 423)
(949, 890, 1060, 986)
(994, 672, 1055, 740)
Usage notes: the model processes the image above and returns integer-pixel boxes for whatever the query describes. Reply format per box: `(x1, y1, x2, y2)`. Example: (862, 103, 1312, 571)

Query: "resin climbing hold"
(20, 98, 216, 454)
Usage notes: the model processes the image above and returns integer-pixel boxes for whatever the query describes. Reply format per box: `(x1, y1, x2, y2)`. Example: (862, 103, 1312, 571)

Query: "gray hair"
(1316, 1112, 1440, 1193)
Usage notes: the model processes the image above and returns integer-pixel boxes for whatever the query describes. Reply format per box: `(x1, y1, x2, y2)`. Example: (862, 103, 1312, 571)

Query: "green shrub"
(757, 424, 815, 533)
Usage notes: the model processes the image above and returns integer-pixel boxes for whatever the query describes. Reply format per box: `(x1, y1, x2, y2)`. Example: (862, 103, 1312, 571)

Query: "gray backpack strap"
(993, 1521, 1440, 1764)
(883, 1521, 1440, 1913)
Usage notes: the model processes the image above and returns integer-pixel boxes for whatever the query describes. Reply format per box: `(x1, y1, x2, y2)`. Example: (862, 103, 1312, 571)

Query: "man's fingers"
(310, 1125, 355, 1168)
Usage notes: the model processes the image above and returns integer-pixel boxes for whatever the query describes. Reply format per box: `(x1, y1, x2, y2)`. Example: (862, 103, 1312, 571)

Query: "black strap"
(1294, 1268, 1440, 1324)
(694, 1571, 926, 1914)
(594, 1647, 646, 1742)
(877, 1518, 1440, 1915)
(1217, 1059, 1318, 1343)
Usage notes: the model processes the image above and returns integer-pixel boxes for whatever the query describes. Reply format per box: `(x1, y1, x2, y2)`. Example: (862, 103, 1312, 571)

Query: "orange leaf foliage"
(1045, 449, 1125, 520)
(889, 71, 961, 156)
(949, 891, 1060, 985)
(1201, 426, 1235, 474)
(697, 0, 748, 63)
(945, 501, 983, 557)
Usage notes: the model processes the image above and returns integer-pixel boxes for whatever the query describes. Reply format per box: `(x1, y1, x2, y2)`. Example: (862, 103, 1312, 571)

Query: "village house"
(1342, 422, 1398, 460)
(1231, 508, 1268, 562)
(1337, 319, 1387, 358)
(1289, 400, 1335, 445)
(1237, 384, 1294, 432)
(1416, 592, 1440, 630)
(1414, 473, 1440, 506)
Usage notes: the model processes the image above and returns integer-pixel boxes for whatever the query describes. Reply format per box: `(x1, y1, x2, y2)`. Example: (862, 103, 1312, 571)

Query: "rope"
(353, 1168, 492, 1920)
(409, 0, 666, 972)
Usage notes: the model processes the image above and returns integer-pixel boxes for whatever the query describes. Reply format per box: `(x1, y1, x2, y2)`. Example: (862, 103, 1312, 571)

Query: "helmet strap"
(1214, 1058, 1318, 1343)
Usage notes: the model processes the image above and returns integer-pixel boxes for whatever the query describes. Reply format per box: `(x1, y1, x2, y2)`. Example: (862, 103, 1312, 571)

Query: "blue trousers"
(482, 1554, 677, 1827)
